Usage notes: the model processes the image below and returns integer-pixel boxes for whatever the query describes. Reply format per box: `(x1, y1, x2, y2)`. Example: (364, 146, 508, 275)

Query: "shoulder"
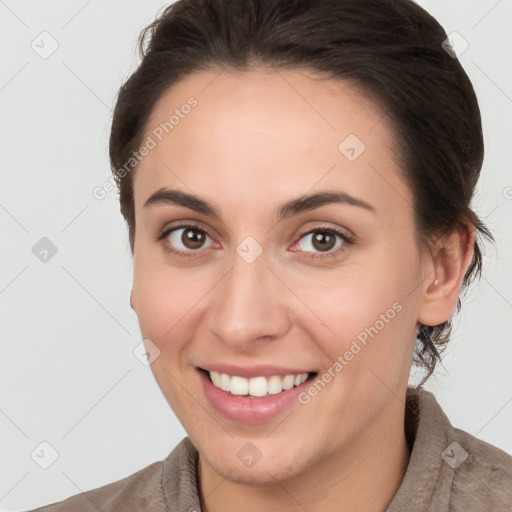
(27, 459, 166, 512)
(27, 437, 200, 512)
(390, 388, 512, 512)
(448, 426, 512, 511)
(414, 387, 512, 511)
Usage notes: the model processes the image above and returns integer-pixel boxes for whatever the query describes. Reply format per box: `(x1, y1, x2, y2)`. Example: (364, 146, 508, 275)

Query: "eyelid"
(155, 220, 214, 241)
(154, 221, 218, 257)
(155, 221, 354, 259)
(289, 225, 354, 259)
(294, 224, 354, 242)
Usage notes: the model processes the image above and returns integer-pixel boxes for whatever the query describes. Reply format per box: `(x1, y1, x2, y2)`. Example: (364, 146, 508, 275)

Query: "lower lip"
(197, 369, 313, 424)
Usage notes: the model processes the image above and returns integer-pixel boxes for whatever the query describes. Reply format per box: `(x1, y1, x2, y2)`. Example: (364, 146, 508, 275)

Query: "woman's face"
(131, 68, 429, 483)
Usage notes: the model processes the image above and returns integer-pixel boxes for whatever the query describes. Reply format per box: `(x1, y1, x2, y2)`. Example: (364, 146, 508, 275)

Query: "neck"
(198, 397, 410, 512)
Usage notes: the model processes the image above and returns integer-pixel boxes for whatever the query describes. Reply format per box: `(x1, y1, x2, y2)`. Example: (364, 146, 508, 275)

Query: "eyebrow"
(143, 188, 375, 220)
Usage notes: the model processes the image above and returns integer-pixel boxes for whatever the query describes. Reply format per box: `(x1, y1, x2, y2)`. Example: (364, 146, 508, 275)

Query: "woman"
(31, 0, 512, 510)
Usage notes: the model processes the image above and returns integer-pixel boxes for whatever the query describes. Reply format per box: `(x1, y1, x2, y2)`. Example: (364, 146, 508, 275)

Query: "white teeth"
(267, 375, 283, 395)
(230, 376, 249, 395)
(210, 371, 221, 387)
(248, 377, 268, 397)
(208, 371, 309, 397)
(220, 373, 231, 392)
(282, 374, 295, 390)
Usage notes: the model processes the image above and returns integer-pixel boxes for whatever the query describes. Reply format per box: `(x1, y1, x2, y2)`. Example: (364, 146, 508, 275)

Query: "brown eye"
(296, 229, 345, 254)
(182, 228, 206, 249)
(312, 232, 336, 251)
(167, 226, 213, 252)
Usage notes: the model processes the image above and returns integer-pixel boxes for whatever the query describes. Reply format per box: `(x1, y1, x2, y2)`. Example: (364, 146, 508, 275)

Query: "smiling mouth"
(199, 368, 318, 398)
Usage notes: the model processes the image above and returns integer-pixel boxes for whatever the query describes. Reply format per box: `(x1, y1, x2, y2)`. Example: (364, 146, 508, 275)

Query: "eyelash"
(154, 222, 354, 260)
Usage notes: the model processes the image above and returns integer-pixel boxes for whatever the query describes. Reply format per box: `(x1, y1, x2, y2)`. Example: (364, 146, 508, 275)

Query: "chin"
(213, 458, 303, 485)
(198, 440, 311, 486)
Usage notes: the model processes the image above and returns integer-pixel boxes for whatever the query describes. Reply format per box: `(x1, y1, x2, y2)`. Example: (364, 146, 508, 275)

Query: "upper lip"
(198, 363, 315, 379)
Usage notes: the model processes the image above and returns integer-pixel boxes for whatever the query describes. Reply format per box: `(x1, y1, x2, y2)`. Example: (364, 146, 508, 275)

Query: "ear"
(417, 225, 475, 327)
(130, 289, 136, 311)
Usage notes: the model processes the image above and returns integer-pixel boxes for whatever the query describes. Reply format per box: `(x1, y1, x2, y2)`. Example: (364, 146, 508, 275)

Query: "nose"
(205, 248, 293, 351)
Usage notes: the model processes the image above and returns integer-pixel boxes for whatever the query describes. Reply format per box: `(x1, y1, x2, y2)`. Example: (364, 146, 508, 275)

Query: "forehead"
(133, 68, 410, 218)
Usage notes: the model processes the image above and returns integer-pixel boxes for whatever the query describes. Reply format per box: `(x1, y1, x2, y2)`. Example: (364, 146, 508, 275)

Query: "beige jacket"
(29, 387, 512, 511)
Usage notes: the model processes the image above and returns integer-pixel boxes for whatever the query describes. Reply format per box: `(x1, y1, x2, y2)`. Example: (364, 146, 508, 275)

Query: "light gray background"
(1, 0, 511, 510)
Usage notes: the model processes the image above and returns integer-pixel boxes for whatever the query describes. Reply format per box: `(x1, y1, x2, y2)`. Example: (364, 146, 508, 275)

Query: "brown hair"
(109, 0, 492, 386)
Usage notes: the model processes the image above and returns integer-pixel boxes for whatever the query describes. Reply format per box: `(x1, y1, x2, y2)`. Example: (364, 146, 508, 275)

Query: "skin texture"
(130, 68, 474, 512)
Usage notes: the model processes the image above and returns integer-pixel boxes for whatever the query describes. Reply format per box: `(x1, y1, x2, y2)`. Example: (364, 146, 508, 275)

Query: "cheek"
(131, 264, 206, 411)
(131, 256, 215, 353)
(132, 228, 422, 362)
(302, 241, 422, 364)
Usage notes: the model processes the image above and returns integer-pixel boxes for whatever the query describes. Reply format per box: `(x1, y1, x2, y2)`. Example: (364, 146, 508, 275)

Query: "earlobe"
(130, 290, 136, 311)
(417, 225, 475, 327)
